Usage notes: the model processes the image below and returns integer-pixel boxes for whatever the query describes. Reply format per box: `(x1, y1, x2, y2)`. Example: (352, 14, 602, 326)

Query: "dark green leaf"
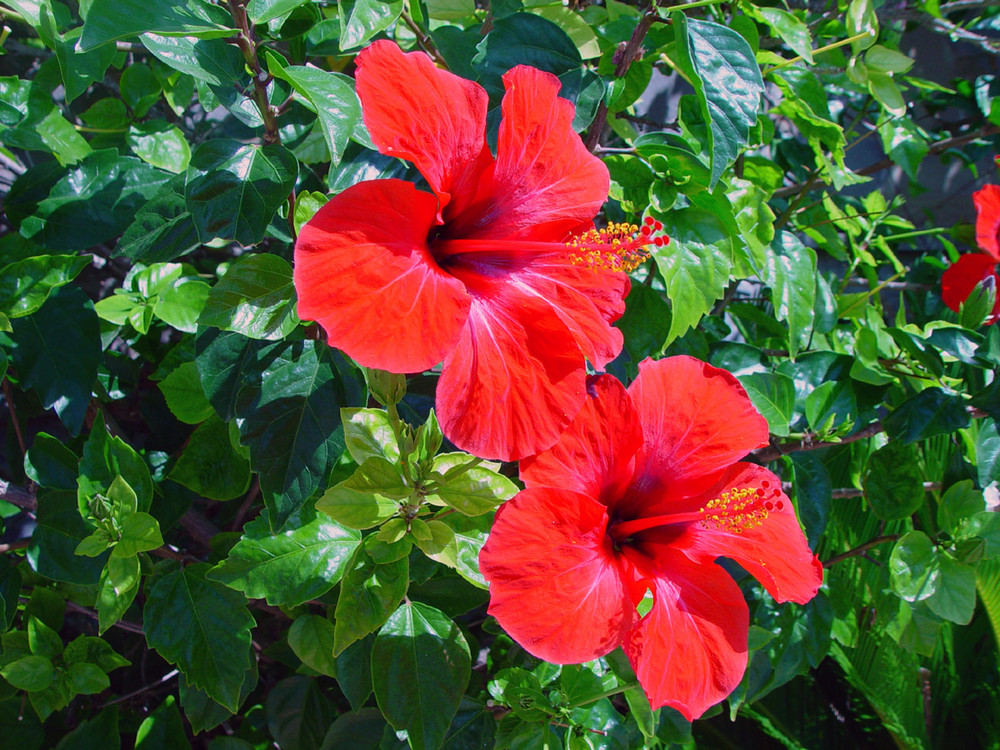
(128, 121, 192, 173)
(764, 233, 817, 357)
(617, 284, 670, 363)
(804, 380, 856, 433)
(53, 706, 119, 750)
(178, 659, 258, 734)
(10, 286, 100, 435)
(21, 150, 171, 252)
(248, 0, 309, 23)
(0, 254, 90, 319)
(24, 432, 79, 491)
(1, 655, 54, 692)
(0, 565, 23, 631)
(198, 253, 299, 340)
(115, 176, 202, 263)
(334, 547, 408, 655)
(27, 491, 108, 585)
(141, 33, 244, 88)
(937, 480, 985, 535)
(210, 504, 361, 607)
(185, 140, 298, 245)
(320, 708, 389, 750)
(67, 663, 110, 695)
(335, 634, 375, 712)
(884, 388, 970, 443)
(372, 602, 471, 750)
(790, 453, 831, 549)
(926, 556, 977, 624)
(80, 0, 234, 51)
(672, 13, 763, 186)
(266, 676, 337, 750)
(863, 441, 925, 520)
(738, 372, 795, 437)
(143, 563, 255, 711)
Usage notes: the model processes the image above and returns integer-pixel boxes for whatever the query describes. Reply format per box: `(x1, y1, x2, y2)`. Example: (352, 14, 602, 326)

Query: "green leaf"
(78, 412, 154, 514)
(153, 278, 211, 333)
(37, 109, 93, 166)
(198, 253, 298, 340)
(0, 565, 23, 632)
(0, 254, 90, 319)
(804, 380, 856, 433)
(169, 415, 251, 501)
(27, 617, 63, 658)
(128, 121, 192, 173)
(248, 0, 309, 23)
(24, 432, 79, 491)
(316, 457, 408, 530)
(120, 64, 162, 119)
(342, 408, 401, 464)
(115, 176, 201, 263)
(0, 655, 54, 692)
(339, 0, 403, 50)
(22, 150, 172, 252)
(764, 233, 817, 357)
(333, 547, 408, 655)
(864, 441, 925, 520)
(79, 0, 234, 51)
(54, 706, 120, 749)
(112, 512, 164, 557)
(27, 491, 108, 585)
(737, 372, 795, 437)
(753, 7, 813, 63)
(672, 13, 764, 187)
(938, 480, 985, 535)
(68, 662, 110, 695)
(427, 453, 518, 515)
(652, 205, 733, 343)
(143, 563, 255, 712)
(288, 615, 338, 678)
(890, 531, 939, 602)
(140, 33, 244, 88)
(267, 59, 364, 164)
(372, 602, 471, 750)
(884, 388, 971, 444)
(158, 361, 214, 424)
(10, 286, 100, 435)
(865, 44, 914, 74)
(135, 696, 191, 750)
(210, 505, 361, 607)
(96, 556, 141, 634)
(178, 660, 258, 734)
(63, 635, 131, 672)
(926, 556, 977, 624)
(185, 140, 298, 245)
(196, 331, 366, 528)
(439, 513, 491, 589)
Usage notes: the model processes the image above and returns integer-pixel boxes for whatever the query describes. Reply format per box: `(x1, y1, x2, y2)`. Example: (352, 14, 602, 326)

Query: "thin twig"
(584, 5, 658, 151)
(823, 535, 900, 568)
(65, 600, 145, 635)
(774, 124, 1000, 199)
(227, 0, 281, 145)
(2, 378, 27, 457)
(231, 478, 261, 532)
(399, 9, 448, 68)
(0, 480, 36, 512)
(98, 669, 179, 708)
(831, 481, 941, 499)
(0, 540, 29, 554)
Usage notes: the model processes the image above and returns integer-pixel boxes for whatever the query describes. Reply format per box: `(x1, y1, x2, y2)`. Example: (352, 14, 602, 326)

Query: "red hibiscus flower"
(294, 41, 661, 460)
(479, 356, 823, 721)
(942, 184, 1000, 325)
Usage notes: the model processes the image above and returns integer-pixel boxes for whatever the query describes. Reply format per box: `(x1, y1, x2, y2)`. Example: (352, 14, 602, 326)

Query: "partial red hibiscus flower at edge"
(479, 356, 824, 721)
(294, 41, 658, 460)
(942, 184, 1000, 325)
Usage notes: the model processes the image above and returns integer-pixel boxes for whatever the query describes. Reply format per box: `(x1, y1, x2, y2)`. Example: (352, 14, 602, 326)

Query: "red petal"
(447, 65, 609, 240)
(437, 238, 628, 369)
(294, 179, 470, 372)
(941, 253, 1000, 324)
(670, 463, 824, 605)
(355, 40, 492, 217)
(627, 356, 769, 493)
(974, 184, 1000, 261)
(436, 285, 585, 460)
(521, 374, 643, 503)
(479, 488, 636, 663)
(622, 547, 749, 721)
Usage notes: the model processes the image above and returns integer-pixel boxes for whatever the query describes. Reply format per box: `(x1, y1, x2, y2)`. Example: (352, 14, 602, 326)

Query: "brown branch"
(752, 419, 886, 463)
(0, 540, 29, 554)
(228, 0, 281, 145)
(64, 600, 145, 635)
(400, 9, 448, 68)
(231, 478, 261, 532)
(584, 5, 658, 151)
(179, 508, 221, 549)
(831, 481, 940, 499)
(823, 534, 900, 568)
(774, 124, 1000, 199)
(0, 480, 36, 512)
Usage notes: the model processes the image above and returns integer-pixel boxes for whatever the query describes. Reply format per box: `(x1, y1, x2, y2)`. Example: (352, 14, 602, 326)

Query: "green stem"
(881, 227, 948, 242)
(667, 0, 728, 11)
(763, 31, 876, 76)
(566, 681, 640, 709)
